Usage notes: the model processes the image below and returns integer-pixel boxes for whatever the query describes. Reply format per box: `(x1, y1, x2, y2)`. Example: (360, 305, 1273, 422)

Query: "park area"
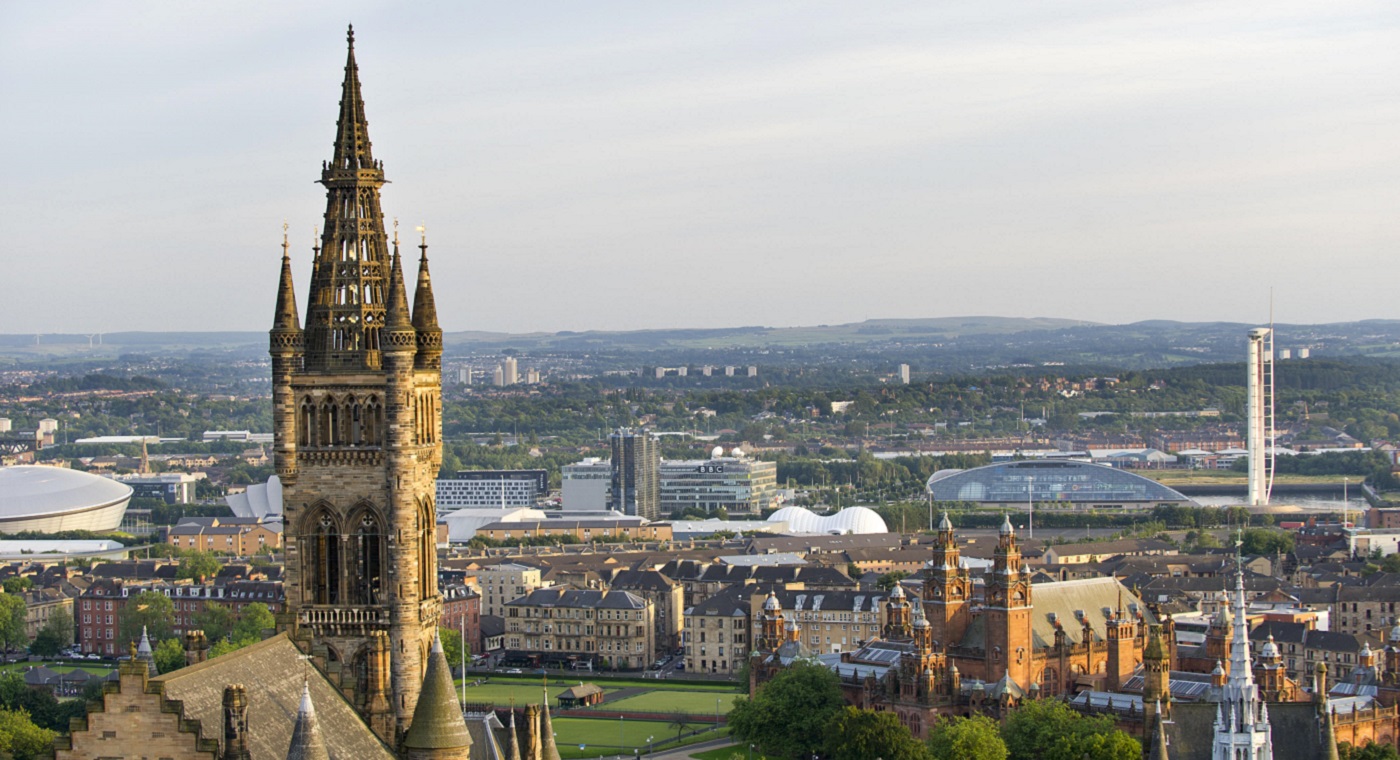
(455, 675, 742, 758)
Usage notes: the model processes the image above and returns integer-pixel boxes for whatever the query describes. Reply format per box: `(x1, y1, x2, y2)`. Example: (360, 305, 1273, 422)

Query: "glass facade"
(926, 461, 1190, 505)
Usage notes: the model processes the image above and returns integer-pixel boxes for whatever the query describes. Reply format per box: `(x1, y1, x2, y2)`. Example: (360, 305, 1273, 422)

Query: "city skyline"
(2, 2, 1398, 334)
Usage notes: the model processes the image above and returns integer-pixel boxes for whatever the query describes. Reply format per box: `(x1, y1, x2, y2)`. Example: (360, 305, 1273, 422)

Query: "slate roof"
(505, 588, 646, 610)
(1159, 701, 1324, 760)
(151, 632, 397, 760)
(686, 586, 752, 618)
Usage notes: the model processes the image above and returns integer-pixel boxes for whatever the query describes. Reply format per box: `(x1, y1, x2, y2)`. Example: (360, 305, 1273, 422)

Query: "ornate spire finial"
(417, 223, 427, 251)
(282, 221, 290, 257)
(393, 217, 399, 247)
(347, 24, 354, 46)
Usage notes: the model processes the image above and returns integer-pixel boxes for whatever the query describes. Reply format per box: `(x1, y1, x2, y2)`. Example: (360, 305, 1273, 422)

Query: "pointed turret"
(286, 681, 330, 760)
(273, 225, 301, 333)
(402, 633, 473, 759)
(505, 706, 522, 760)
(539, 681, 561, 760)
(1000, 514, 1014, 535)
(1148, 708, 1170, 760)
(411, 227, 443, 370)
(136, 625, 157, 676)
(385, 234, 416, 343)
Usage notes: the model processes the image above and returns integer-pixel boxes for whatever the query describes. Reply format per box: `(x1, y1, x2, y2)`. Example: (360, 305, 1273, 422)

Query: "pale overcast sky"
(2, 2, 1398, 334)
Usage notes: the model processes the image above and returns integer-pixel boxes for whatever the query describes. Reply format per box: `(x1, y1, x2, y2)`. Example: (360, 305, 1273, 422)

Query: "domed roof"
(890, 584, 906, 599)
(1260, 634, 1278, 659)
(767, 506, 887, 535)
(999, 514, 1014, 535)
(0, 466, 132, 518)
(763, 592, 781, 612)
(938, 512, 953, 531)
(926, 460, 1192, 504)
(913, 617, 929, 629)
(1389, 622, 1400, 644)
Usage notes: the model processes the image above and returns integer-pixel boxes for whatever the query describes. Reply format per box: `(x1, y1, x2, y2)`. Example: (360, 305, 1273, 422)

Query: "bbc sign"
(696, 465, 726, 474)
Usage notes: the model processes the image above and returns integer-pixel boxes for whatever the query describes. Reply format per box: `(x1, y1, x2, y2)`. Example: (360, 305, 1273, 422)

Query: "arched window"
(346, 395, 361, 445)
(306, 511, 341, 605)
(351, 509, 384, 605)
(299, 398, 314, 447)
(418, 502, 435, 598)
(363, 396, 381, 445)
(319, 400, 336, 446)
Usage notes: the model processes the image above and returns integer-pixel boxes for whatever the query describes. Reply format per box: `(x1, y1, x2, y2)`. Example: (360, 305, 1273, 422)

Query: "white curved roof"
(226, 476, 283, 520)
(767, 506, 888, 535)
(0, 466, 133, 518)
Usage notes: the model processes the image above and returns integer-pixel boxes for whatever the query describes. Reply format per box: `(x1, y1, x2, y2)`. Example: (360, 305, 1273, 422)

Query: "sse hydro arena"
(0, 466, 132, 532)
(925, 460, 1194, 510)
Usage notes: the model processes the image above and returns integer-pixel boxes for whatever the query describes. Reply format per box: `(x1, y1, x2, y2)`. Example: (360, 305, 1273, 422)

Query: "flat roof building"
(925, 460, 1193, 509)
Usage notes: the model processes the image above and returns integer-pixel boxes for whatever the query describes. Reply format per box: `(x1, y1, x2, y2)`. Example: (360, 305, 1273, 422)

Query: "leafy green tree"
(176, 550, 222, 580)
(438, 627, 466, 669)
(1340, 742, 1400, 760)
(1240, 528, 1294, 556)
(0, 594, 28, 654)
(230, 603, 275, 645)
(927, 715, 1007, 760)
(118, 590, 175, 646)
(1002, 698, 1139, 760)
(1, 578, 33, 594)
(192, 604, 237, 643)
(728, 660, 845, 759)
(822, 706, 929, 760)
(154, 637, 186, 675)
(28, 607, 74, 657)
(876, 571, 911, 591)
(0, 707, 57, 760)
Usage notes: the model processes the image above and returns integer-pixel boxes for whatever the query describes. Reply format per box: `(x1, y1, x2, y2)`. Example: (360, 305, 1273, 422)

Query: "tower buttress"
(923, 512, 971, 650)
(983, 515, 1033, 688)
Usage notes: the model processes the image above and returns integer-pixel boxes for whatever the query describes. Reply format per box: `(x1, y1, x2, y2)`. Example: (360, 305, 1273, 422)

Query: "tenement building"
(502, 588, 656, 670)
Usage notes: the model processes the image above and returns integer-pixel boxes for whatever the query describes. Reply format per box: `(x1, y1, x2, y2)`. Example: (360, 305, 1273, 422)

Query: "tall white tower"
(1212, 544, 1274, 760)
(1246, 328, 1274, 506)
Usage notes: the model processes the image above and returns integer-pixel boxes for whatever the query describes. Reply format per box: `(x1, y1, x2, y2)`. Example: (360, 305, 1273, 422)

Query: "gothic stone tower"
(983, 515, 1033, 689)
(273, 26, 444, 741)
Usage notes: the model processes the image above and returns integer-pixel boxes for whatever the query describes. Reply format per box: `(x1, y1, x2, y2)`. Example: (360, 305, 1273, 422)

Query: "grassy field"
(600, 691, 742, 714)
(551, 717, 673, 755)
(484, 674, 740, 692)
(1141, 471, 1344, 485)
(689, 747, 746, 760)
(454, 681, 619, 706)
(0, 662, 115, 676)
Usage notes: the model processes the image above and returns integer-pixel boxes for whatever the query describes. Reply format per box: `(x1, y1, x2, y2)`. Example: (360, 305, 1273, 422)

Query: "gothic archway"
(349, 506, 384, 605)
(304, 508, 341, 605)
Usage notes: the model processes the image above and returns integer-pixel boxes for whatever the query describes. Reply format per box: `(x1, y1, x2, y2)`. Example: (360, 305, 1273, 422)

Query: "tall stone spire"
(1210, 536, 1272, 760)
(304, 24, 392, 371)
(286, 681, 330, 760)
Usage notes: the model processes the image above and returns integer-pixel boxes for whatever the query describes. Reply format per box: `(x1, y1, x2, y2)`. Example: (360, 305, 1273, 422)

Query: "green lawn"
(454, 680, 618, 706)
(0, 662, 115, 676)
(600, 691, 741, 715)
(486, 674, 740, 692)
(689, 747, 750, 760)
(553, 719, 727, 760)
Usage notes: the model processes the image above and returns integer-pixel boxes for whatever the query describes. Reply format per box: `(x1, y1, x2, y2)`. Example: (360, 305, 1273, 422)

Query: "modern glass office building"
(925, 460, 1193, 508)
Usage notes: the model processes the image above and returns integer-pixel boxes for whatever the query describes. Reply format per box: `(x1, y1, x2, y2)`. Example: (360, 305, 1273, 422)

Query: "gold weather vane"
(393, 217, 399, 247)
(416, 224, 426, 246)
(282, 221, 289, 256)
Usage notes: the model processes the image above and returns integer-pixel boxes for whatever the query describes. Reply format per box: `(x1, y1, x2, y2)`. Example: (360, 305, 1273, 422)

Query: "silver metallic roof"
(0, 466, 132, 518)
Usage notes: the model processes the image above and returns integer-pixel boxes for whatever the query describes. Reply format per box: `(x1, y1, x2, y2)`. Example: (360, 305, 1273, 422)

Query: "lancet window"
(306, 510, 341, 605)
(350, 509, 384, 605)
